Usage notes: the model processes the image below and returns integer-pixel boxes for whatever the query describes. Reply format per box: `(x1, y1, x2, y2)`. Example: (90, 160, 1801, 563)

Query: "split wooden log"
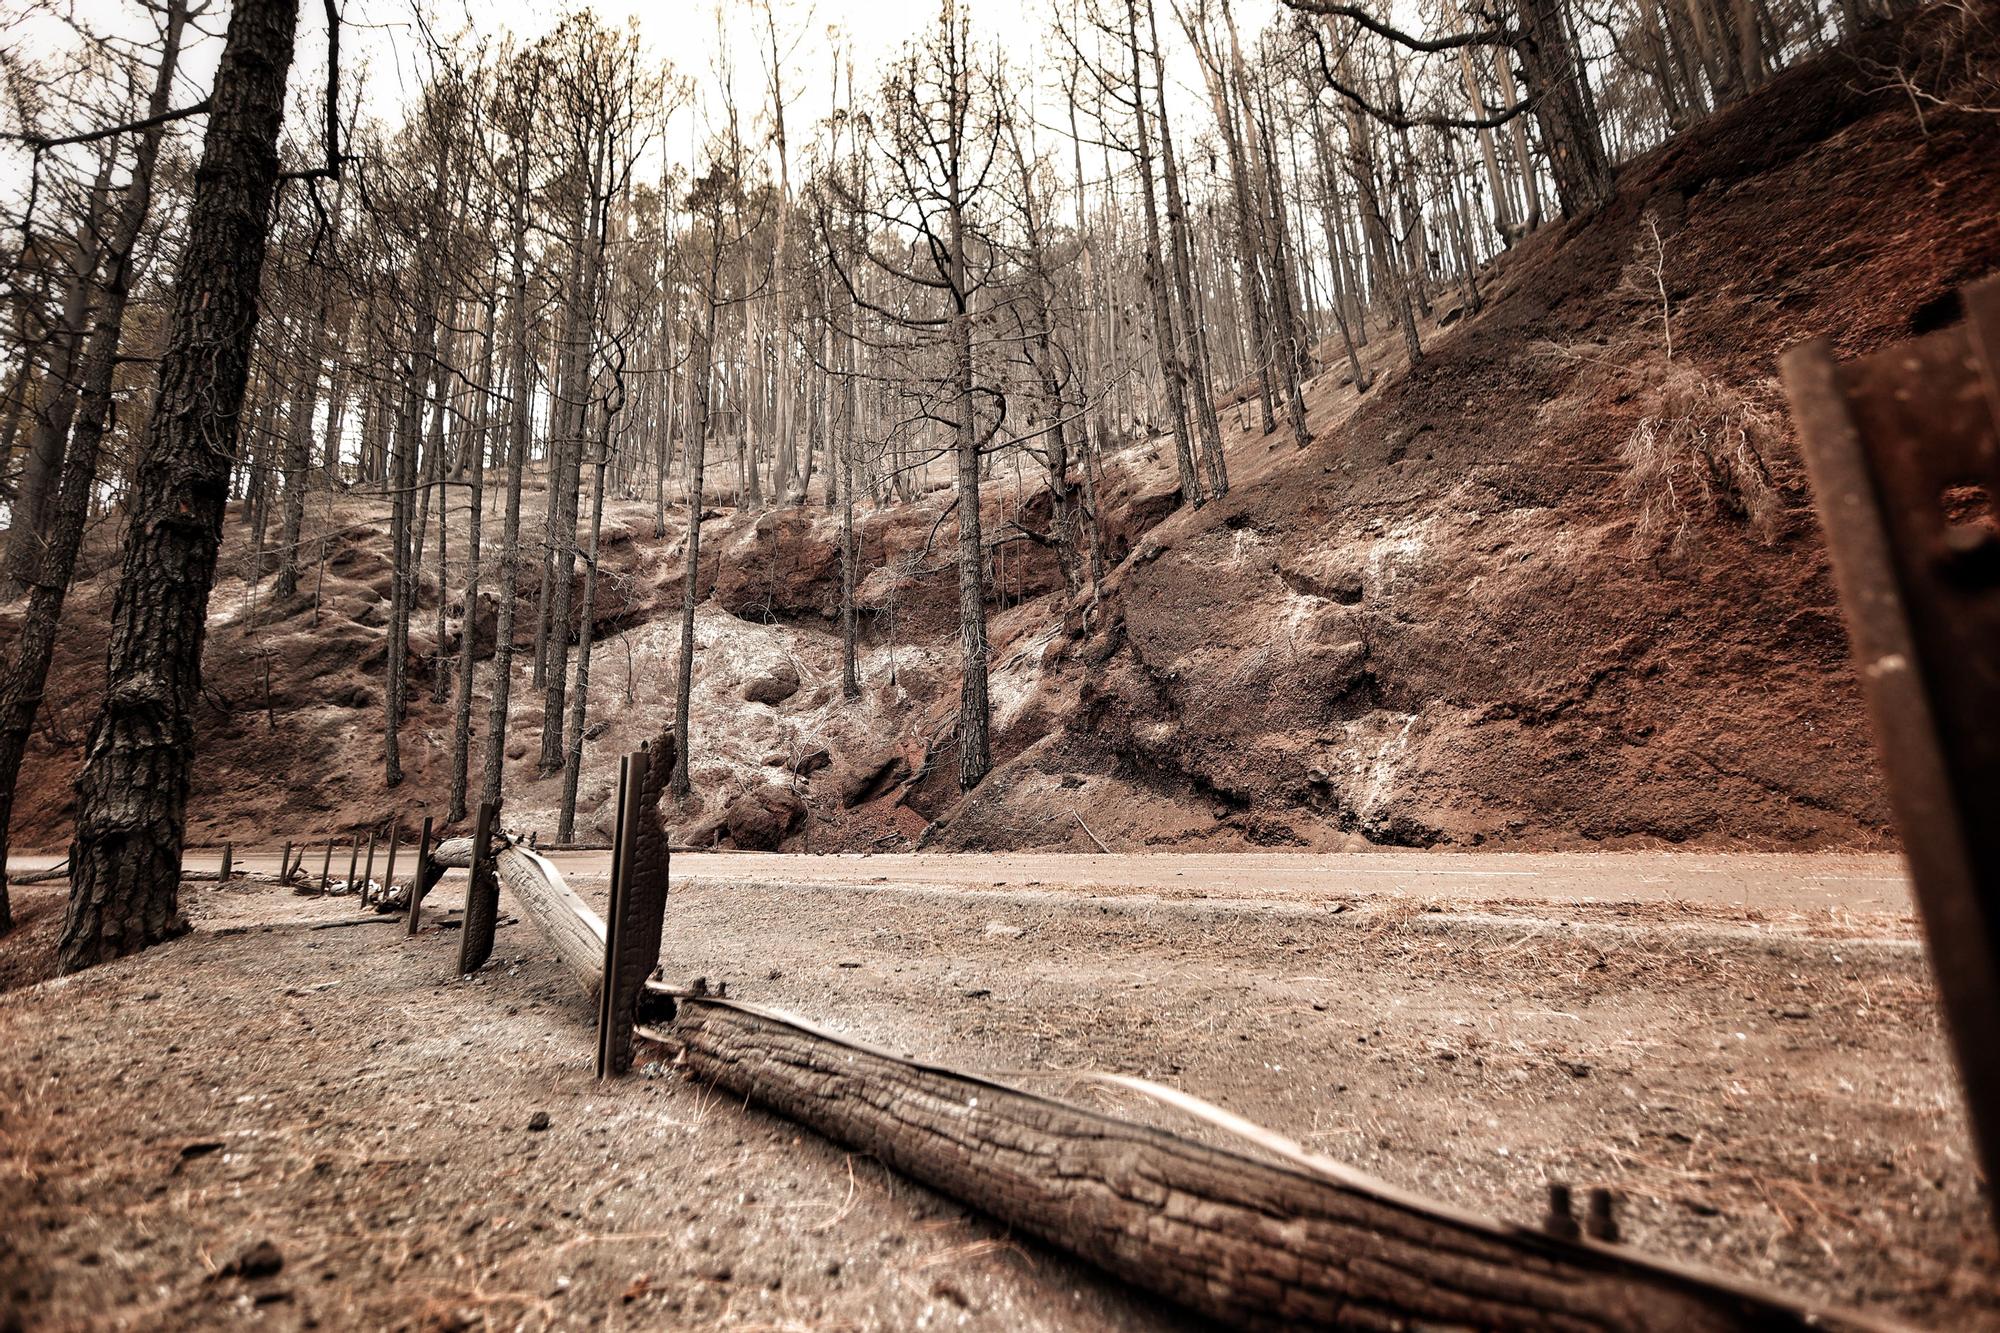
(432, 834, 603, 996)
(435, 801, 1881, 1329)
(639, 995, 1884, 1333)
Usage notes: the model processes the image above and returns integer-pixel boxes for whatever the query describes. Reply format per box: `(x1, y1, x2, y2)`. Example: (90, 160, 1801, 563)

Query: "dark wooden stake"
(1781, 273, 2000, 1234)
(219, 844, 233, 881)
(407, 816, 434, 934)
(279, 841, 292, 884)
(382, 824, 399, 893)
(362, 830, 377, 888)
(597, 747, 668, 1078)
(344, 835, 359, 893)
(317, 840, 333, 893)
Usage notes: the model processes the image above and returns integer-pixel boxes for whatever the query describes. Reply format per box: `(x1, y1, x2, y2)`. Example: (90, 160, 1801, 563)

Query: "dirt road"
(9, 846, 1920, 914)
(3, 852, 1992, 1330)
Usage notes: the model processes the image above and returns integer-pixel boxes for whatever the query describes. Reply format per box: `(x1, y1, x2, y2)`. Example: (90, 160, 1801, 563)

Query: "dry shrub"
(1619, 358, 1787, 555)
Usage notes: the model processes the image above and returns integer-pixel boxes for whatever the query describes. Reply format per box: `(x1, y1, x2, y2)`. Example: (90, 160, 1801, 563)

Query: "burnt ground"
(3, 854, 1996, 1331)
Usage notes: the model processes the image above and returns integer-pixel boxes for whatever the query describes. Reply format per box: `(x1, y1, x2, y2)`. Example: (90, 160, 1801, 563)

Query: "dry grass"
(1618, 358, 1789, 555)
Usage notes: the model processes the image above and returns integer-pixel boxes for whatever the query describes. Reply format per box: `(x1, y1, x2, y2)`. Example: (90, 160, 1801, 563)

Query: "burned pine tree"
(60, 0, 306, 970)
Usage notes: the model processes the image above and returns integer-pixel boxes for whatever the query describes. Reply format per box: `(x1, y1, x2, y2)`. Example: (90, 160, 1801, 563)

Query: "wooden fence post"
(407, 816, 435, 934)
(456, 801, 501, 973)
(597, 746, 669, 1078)
(344, 835, 359, 893)
(383, 824, 400, 894)
(219, 844, 233, 881)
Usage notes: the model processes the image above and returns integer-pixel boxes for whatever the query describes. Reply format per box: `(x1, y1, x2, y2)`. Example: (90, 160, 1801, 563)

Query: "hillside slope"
(928, 4, 2000, 851)
(3, 6, 1996, 855)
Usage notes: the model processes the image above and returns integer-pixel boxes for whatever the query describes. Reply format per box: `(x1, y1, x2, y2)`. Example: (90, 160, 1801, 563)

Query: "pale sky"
(0, 0, 1296, 249)
(2, 0, 1283, 207)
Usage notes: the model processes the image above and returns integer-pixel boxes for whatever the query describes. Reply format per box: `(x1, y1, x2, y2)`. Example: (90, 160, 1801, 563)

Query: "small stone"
(527, 1112, 551, 1132)
(225, 1240, 285, 1279)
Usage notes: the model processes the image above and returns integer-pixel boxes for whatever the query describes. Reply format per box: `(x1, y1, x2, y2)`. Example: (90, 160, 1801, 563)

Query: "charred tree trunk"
(1125, 0, 1201, 510)
(448, 290, 498, 825)
(0, 3, 190, 932)
(60, 0, 301, 972)
(2, 154, 114, 599)
(480, 170, 535, 811)
(1516, 0, 1615, 217)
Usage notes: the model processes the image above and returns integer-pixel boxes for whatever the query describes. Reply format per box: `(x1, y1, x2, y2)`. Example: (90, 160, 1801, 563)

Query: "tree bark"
(0, 4, 191, 933)
(1125, 0, 1201, 509)
(651, 996, 1855, 1331)
(1516, 0, 1615, 216)
(3, 153, 115, 598)
(60, 0, 301, 973)
(449, 291, 498, 824)
(480, 150, 536, 812)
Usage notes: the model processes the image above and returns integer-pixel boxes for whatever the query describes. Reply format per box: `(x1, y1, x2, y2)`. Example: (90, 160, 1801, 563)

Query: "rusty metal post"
(457, 800, 502, 974)
(1781, 273, 2000, 1232)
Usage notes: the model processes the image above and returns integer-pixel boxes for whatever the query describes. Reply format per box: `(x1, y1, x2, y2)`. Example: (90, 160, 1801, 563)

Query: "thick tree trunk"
(3, 155, 115, 598)
(652, 996, 1848, 1332)
(60, 0, 301, 973)
(449, 293, 497, 824)
(0, 0, 189, 933)
(1126, 0, 1201, 509)
(480, 176, 535, 811)
(1516, 0, 1615, 217)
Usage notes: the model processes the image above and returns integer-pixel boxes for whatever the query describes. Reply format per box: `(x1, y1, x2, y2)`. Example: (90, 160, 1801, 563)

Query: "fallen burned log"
(436, 750, 1883, 1330)
(432, 832, 602, 997)
(638, 992, 1882, 1333)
